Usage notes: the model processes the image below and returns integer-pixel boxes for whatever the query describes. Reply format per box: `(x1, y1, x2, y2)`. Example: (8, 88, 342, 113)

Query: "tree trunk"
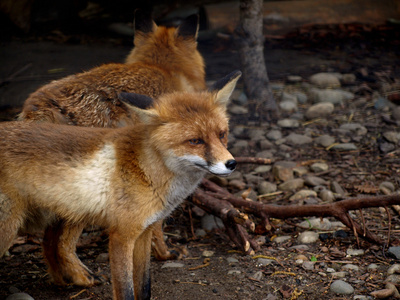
(235, 0, 277, 119)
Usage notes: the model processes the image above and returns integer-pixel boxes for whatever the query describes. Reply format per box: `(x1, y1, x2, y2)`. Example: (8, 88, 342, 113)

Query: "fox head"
(125, 10, 206, 91)
(121, 71, 241, 177)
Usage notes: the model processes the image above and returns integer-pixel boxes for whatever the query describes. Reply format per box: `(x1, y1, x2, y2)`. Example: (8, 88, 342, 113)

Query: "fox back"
(18, 11, 206, 127)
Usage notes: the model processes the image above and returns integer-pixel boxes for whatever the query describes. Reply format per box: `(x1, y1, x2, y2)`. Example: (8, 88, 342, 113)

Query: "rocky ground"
(1, 21, 400, 300)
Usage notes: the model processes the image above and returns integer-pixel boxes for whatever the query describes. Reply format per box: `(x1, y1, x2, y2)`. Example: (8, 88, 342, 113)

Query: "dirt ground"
(1, 14, 400, 300)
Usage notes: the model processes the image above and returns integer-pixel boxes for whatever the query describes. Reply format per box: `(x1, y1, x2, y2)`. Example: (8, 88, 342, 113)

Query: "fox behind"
(0, 71, 241, 300)
(18, 11, 205, 127)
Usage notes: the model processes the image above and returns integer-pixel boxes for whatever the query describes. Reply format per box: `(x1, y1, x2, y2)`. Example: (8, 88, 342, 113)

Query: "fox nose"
(225, 159, 237, 171)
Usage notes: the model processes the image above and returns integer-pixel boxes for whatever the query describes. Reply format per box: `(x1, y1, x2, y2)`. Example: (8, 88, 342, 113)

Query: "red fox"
(17, 10, 206, 286)
(0, 71, 240, 300)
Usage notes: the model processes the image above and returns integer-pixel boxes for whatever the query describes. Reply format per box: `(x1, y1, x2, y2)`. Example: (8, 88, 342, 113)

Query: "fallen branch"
(194, 178, 400, 249)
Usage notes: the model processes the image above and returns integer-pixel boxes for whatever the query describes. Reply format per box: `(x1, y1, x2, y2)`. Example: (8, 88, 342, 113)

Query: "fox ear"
(134, 9, 156, 35)
(118, 92, 154, 109)
(119, 92, 157, 124)
(176, 14, 199, 40)
(212, 70, 242, 107)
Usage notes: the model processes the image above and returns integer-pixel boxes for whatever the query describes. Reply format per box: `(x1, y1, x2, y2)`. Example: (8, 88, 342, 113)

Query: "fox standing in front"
(0, 71, 241, 300)
(17, 10, 206, 287)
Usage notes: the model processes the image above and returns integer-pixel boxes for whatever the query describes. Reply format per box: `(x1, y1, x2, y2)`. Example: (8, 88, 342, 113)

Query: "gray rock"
(259, 139, 274, 150)
(244, 174, 264, 186)
(293, 166, 308, 177)
(330, 280, 354, 295)
(273, 235, 291, 243)
(278, 178, 304, 191)
(305, 175, 329, 186)
(353, 295, 370, 300)
(330, 143, 358, 151)
(281, 92, 298, 103)
(228, 179, 247, 190)
(315, 134, 335, 147)
(201, 214, 224, 231)
(229, 105, 248, 115)
(310, 162, 329, 172)
(346, 249, 365, 256)
(232, 139, 249, 150)
(162, 262, 185, 268)
(383, 131, 400, 144)
(266, 129, 282, 141)
(95, 253, 109, 263)
(272, 161, 297, 181)
(6, 293, 35, 300)
(386, 274, 400, 284)
(293, 91, 308, 104)
(297, 231, 319, 243)
(305, 102, 334, 119)
(319, 189, 335, 202)
(227, 269, 241, 275)
(289, 244, 310, 251)
(255, 150, 274, 159)
(339, 123, 368, 136)
(227, 257, 239, 264)
(380, 181, 395, 193)
(310, 88, 354, 105)
(251, 271, 264, 281)
(331, 181, 346, 196)
(299, 218, 332, 230)
(248, 128, 266, 141)
(379, 142, 395, 153)
(302, 261, 315, 271)
(277, 118, 300, 128)
(256, 258, 276, 266)
(253, 165, 272, 174)
(367, 263, 379, 271)
(258, 181, 277, 195)
(279, 100, 298, 113)
(289, 189, 317, 201)
(342, 264, 360, 272)
(202, 250, 214, 257)
(285, 133, 313, 145)
(388, 264, 400, 275)
(310, 73, 341, 88)
(286, 75, 303, 83)
(195, 229, 207, 237)
(227, 170, 243, 181)
(332, 272, 348, 278)
(389, 246, 400, 260)
(231, 126, 245, 137)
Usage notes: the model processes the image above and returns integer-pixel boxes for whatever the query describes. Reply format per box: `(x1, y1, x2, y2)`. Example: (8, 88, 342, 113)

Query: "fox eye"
(189, 138, 205, 145)
(219, 131, 226, 139)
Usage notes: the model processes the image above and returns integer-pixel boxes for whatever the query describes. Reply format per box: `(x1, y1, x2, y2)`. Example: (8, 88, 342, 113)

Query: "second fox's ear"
(119, 92, 157, 124)
(176, 14, 199, 40)
(134, 9, 156, 35)
(211, 70, 242, 107)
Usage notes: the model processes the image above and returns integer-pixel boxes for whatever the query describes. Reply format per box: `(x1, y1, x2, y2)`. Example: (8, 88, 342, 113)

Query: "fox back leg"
(42, 220, 99, 286)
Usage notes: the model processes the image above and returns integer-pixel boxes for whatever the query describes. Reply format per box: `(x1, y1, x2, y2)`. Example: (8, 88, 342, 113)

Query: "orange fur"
(17, 11, 206, 286)
(1, 72, 240, 300)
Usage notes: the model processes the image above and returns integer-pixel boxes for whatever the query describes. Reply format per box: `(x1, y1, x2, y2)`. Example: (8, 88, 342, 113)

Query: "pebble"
(232, 139, 249, 150)
(95, 253, 109, 263)
(281, 92, 298, 103)
(277, 118, 300, 128)
(258, 181, 277, 195)
(278, 178, 304, 191)
(353, 295, 371, 300)
(287, 75, 303, 83)
(6, 293, 35, 300)
(228, 179, 247, 190)
(253, 165, 272, 174)
(293, 166, 308, 177)
(332, 271, 348, 278)
(386, 274, 400, 284)
(201, 214, 224, 231)
(330, 143, 358, 151)
(161, 262, 185, 268)
(285, 133, 313, 145)
(331, 181, 346, 197)
(259, 139, 274, 150)
(309, 72, 341, 88)
(305, 102, 334, 119)
(248, 128, 266, 141)
(256, 258, 276, 266)
(310, 88, 354, 105)
(293, 91, 308, 104)
(266, 129, 283, 141)
(273, 235, 291, 243)
(388, 246, 400, 260)
(279, 100, 298, 113)
(227, 269, 241, 275)
(326, 267, 335, 273)
(379, 181, 395, 193)
(330, 280, 355, 295)
(342, 264, 360, 272)
(195, 229, 207, 237)
(297, 231, 319, 243)
(272, 161, 296, 181)
(302, 261, 315, 271)
(251, 270, 264, 281)
(289, 189, 317, 201)
(346, 249, 365, 256)
(202, 250, 215, 257)
(228, 105, 248, 115)
(315, 134, 335, 147)
(227, 257, 239, 264)
(339, 123, 368, 136)
(383, 131, 399, 144)
(290, 244, 310, 251)
(367, 263, 379, 271)
(370, 288, 395, 299)
(388, 264, 400, 275)
(304, 175, 329, 186)
(310, 162, 329, 172)
(319, 189, 335, 202)
(341, 73, 356, 85)
(299, 217, 332, 230)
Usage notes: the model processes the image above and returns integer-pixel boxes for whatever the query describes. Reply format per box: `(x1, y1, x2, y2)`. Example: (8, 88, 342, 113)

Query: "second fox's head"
(121, 71, 241, 176)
